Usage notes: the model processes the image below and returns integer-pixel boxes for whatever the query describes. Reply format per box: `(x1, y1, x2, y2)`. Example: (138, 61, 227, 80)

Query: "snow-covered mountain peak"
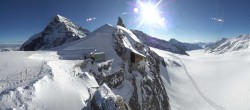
(53, 14, 69, 23)
(20, 15, 90, 51)
(206, 34, 250, 54)
(53, 14, 67, 22)
(51, 14, 77, 29)
(50, 15, 90, 38)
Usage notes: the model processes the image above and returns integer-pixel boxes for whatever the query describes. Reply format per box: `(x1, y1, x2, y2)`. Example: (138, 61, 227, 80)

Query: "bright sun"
(135, 0, 165, 27)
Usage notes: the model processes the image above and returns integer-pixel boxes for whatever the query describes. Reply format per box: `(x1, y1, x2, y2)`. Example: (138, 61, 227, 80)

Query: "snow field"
(155, 48, 250, 110)
(0, 51, 99, 109)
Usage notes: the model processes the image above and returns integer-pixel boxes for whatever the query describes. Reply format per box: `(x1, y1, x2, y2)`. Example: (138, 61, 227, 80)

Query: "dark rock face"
(20, 15, 90, 51)
(131, 30, 189, 55)
(20, 34, 45, 51)
(113, 29, 170, 110)
(91, 84, 127, 110)
(117, 17, 126, 28)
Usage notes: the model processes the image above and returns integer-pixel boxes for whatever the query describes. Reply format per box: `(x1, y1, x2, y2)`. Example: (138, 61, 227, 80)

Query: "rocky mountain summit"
(20, 15, 90, 51)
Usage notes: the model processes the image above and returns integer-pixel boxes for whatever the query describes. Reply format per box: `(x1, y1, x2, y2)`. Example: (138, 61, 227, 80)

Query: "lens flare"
(133, 8, 139, 13)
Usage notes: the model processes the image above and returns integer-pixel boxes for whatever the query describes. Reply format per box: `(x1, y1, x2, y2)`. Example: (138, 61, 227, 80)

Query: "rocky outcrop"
(117, 17, 126, 28)
(91, 84, 127, 110)
(20, 15, 90, 51)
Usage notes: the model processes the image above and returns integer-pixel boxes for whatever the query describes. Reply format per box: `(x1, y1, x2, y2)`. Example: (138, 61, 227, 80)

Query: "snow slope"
(153, 47, 250, 110)
(178, 49, 250, 110)
(0, 51, 99, 109)
(152, 48, 217, 110)
(29, 60, 98, 110)
(0, 51, 52, 94)
(57, 24, 124, 71)
(0, 51, 55, 109)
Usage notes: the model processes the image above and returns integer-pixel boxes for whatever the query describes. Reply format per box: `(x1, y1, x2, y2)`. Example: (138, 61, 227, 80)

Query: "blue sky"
(0, 0, 250, 43)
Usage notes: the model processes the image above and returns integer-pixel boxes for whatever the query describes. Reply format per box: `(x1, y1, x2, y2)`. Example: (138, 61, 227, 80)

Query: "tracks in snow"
(166, 55, 225, 110)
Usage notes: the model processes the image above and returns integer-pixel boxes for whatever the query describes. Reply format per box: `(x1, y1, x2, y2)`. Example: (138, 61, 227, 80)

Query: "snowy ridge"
(131, 30, 189, 55)
(20, 15, 90, 51)
(206, 34, 250, 54)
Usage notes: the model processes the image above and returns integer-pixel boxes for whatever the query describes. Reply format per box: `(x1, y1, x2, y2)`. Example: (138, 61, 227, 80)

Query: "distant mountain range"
(168, 38, 203, 51)
(0, 44, 21, 52)
(20, 15, 90, 51)
(20, 15, 205, 56)
(206, 34, 250, 54)
(131, 30, 204, 55)
(19, 14, 250, 56)
(7, 14, 247, 110)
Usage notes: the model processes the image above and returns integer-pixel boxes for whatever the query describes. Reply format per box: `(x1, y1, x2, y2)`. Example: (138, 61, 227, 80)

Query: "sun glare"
(135, 0, 165, 28)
